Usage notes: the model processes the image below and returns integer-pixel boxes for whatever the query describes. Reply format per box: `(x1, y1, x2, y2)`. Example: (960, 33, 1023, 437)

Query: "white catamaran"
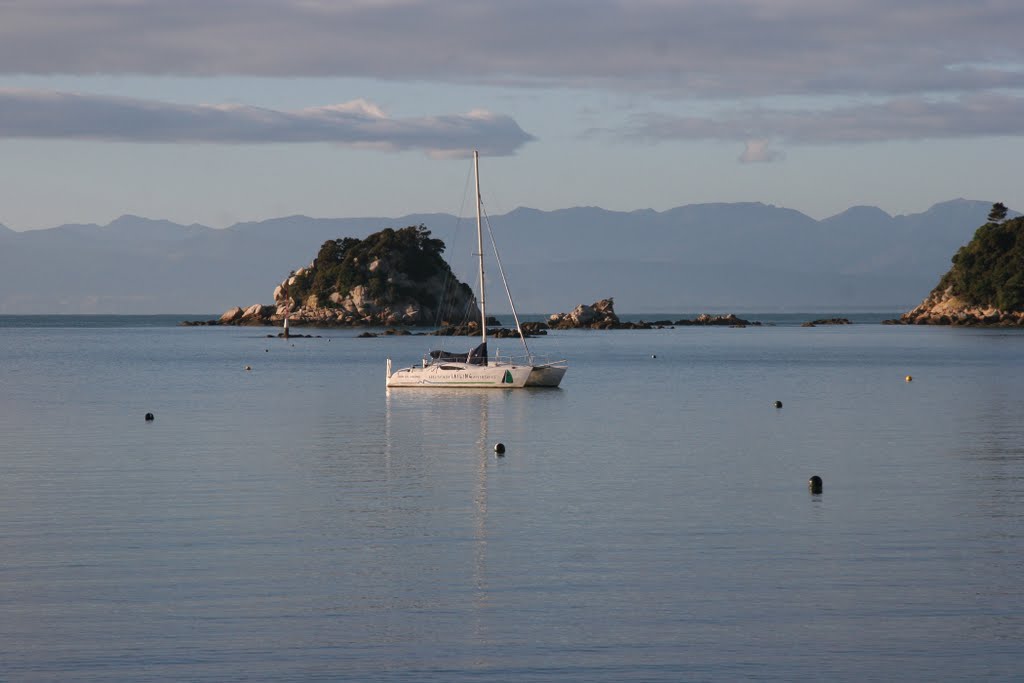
(386, 152, 568, 389)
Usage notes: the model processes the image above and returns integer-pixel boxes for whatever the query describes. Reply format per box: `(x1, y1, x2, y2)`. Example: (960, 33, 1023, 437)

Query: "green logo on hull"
(503, 370, 514, 384)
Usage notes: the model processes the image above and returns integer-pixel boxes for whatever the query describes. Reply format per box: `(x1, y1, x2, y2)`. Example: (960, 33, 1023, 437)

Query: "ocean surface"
(1, 314, 1022, 681)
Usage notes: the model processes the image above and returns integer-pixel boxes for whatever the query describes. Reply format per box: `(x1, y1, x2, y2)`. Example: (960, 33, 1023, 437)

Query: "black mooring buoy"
(774, 400, 783, 409)
(145, 412, 154, 422)
(494, 443, 506, 456)
(808, 475, 823, 494)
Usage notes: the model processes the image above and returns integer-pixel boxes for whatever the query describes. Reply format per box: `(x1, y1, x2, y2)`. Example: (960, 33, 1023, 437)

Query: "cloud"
(0, 89, 535, 155)
(623, 93, 1024, 146)
(0, 1, 1022, 98)
(738, 139, 783, 163)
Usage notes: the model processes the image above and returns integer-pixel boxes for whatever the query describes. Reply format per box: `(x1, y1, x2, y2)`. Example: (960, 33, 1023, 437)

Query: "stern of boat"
(525, 364, 567, 387)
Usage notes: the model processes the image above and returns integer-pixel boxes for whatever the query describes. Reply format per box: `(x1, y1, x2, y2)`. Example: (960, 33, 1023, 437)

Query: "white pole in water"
(474, 151, 487, 354)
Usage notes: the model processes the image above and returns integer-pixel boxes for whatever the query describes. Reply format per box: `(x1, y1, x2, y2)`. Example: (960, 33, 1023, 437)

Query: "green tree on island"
(939, 214, 1024, 311)
(987, 202, 1008, 223)
(285, 224, 474, 320)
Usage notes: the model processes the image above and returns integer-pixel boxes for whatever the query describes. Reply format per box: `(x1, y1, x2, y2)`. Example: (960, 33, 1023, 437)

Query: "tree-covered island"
(900, 204, 1024, 325)
(215, 225, 480, 327)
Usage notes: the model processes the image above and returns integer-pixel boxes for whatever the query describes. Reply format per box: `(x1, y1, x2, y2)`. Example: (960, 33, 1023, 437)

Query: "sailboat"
(385, 152, 568, 388)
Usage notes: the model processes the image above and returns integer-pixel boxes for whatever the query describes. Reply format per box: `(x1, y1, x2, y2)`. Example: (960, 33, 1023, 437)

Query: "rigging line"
(480, 204, 531, 359)
(433, 160, 477, 331)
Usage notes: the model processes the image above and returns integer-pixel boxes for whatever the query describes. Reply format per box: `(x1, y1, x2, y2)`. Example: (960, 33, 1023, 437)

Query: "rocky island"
(192, 225, 480, 328)
(897, 205, 1024, 326)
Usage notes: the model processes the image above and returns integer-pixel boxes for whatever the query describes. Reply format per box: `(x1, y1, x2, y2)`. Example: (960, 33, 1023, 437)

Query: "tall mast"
(474, 150, 487, 351)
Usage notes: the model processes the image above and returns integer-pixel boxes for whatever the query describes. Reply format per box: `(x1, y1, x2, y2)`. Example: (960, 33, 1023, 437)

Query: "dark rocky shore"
(183, 298, 761, 332)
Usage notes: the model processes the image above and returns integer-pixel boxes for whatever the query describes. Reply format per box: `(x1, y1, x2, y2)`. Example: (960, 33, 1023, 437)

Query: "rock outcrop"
(898, 213, 1024, 326)
(674, 313, 756, 327)
(547, 299, 758, 329)
(899, 288, 1024, 326)
(548, 298, 621, 329)
(802, 318, 852, 327)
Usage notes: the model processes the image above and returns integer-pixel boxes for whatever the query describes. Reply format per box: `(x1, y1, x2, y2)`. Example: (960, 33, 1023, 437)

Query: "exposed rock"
(427, 322, 543, 338)
(219, 306, 245, 324)
(674, 313, 758, 327)
(521, 321, 549, 336)
(804, 318, 852, 326)
(900, 288, 1024, 326)
(547, 299, 760, 330)
(238, 304, 275, 324)
(548, 298, 621, 329)
(489, 327, 528, 339)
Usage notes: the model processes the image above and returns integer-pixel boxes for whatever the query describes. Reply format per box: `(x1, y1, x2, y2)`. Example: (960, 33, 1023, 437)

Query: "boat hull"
(386, 362, 533, 388)
(525, 365, 567, 387)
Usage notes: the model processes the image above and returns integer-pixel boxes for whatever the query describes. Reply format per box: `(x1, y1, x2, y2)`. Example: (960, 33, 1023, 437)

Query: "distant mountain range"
(0, 199, 1014, 314)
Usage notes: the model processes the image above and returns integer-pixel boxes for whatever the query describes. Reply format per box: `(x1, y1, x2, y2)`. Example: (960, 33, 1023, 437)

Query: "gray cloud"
(1, 1, 1022, 98)
(0, 90, 534, 155)
(623, 93, 1024, 147)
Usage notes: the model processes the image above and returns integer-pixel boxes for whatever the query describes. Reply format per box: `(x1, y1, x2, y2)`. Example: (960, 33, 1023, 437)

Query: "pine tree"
(987, 202, 1008, 223)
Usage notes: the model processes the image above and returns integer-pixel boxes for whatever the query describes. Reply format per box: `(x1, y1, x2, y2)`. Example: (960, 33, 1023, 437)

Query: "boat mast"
(474, 150, 487, 354)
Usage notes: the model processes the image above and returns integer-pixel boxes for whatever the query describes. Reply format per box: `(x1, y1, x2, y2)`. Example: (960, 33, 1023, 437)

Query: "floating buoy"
(144, 412, 154, 422)
(905, 375, 913, 382)
(245, 365, 252, 371)
(774, 400, 783, 409)
(808, 475, 823, 494)
(652, 354, 657, 359)
(494, 443, 506, 456)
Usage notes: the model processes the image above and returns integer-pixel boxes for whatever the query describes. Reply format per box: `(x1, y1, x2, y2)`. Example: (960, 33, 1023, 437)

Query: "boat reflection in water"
(384, 388, 514, 644)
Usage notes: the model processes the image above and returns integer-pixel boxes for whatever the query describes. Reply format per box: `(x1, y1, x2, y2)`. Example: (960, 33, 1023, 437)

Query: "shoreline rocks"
(894, 287, 1024, 326)
(184, 297, 765, 331)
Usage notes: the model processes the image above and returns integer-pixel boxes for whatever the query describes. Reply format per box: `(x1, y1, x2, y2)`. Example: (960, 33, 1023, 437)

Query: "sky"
(1, 0, 1023, 230)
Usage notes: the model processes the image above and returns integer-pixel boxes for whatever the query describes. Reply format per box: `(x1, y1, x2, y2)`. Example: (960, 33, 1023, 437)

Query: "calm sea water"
(1, 315, 1022, 681)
